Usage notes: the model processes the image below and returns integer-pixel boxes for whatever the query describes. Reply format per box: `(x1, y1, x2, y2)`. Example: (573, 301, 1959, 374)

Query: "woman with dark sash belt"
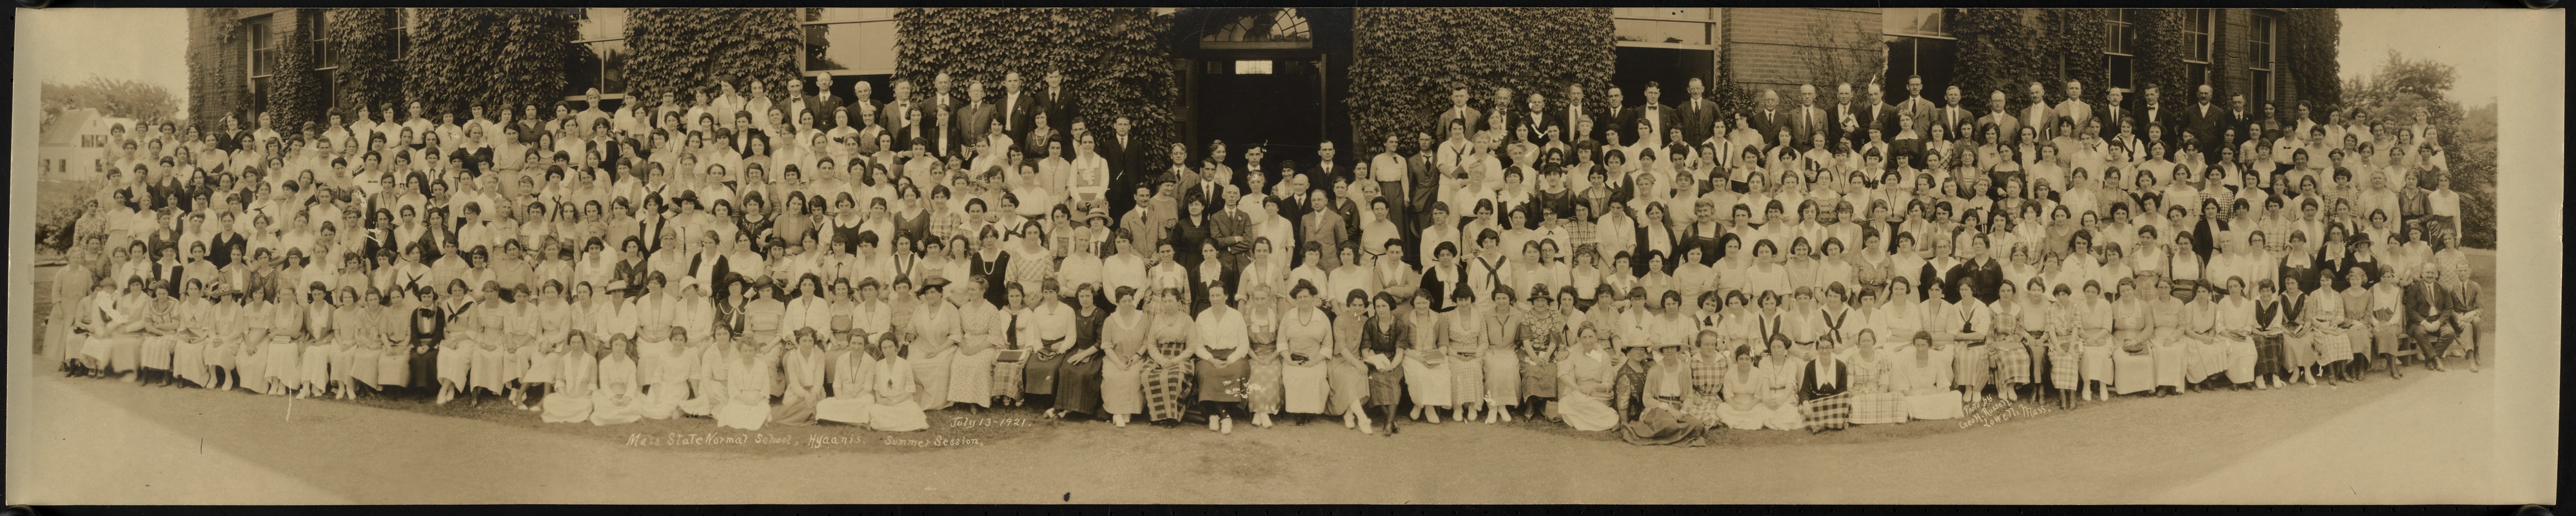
(407, 286, 446, 401)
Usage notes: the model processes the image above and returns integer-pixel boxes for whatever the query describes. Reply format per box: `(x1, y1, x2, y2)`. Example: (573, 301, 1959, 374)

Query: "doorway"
(1193, 57, 1324, 179)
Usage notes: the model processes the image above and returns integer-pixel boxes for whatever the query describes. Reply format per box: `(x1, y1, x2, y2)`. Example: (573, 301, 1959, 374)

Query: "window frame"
(565, 8, 630, 102)
(244, 15, 276, 118)
(2248, 12, 2280, 112)
(1613, 8, 1719, 50)
(392, 8, 414, 62)
(2102, 10, 2138, 94)
(1883, 8, 1958, 41)
(2184, 9, 2215, 64)
(799, 8, 901, 77)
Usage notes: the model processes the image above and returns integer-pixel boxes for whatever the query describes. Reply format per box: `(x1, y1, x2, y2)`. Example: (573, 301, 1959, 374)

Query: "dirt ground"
(8, 253, 2517, 504)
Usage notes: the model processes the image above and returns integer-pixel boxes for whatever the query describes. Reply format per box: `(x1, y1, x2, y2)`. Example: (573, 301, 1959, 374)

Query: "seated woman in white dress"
(540, 331, 597, 424)
(867, 333, 930, 432)
(814, 329, 878, 426)
(1894, 330, 1963, 421)
(641, 326, 700, 419)
(715, 333, 782, 431)
(589, 332, 645, 426)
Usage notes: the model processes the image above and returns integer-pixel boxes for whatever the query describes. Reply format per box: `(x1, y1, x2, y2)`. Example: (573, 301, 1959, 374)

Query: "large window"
(1883, 8, 1958, 105)
(2249, 12, 2279, 112)
(801, 8, 899, 107)
(1613, 8, 1716, 49)
(2103, 10, 2137, 94)
(246, 15, 275, 118)
(565, 8, 627, 103)
(393, 8, 414, 61)
(2185, 9, 2215, 88)
(304, 10, 341, 112)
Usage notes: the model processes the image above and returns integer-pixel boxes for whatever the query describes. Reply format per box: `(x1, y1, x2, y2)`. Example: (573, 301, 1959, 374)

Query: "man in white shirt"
(2054, 80, 2093, 139)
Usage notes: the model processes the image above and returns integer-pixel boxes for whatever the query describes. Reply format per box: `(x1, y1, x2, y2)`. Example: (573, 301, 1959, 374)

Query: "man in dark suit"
(1602, 84, 1637, 146)
(999, 71, 1039, 146)
(1035, 69, 1076, 138)
(1747, 89, 1784, 149)
(1678, 78, 1722, 147)
(805, 75, 849, 131)
(1827, 83, 1863, 151)
(1633, 82, 1679, 149)
(2099, 88, 2136, 142)
(846, 80, 883, 130)
(2137, 85, 2173, 148)
(1894, 76, 1938, 135)
(1310, 140, 1350, 184)
(2228, 93, 2260, 153)
(1103, 115, 1146, 197)
(1517, 91, 1551, 148)
(2180, 83, 2228, 164)
(958, 78, 998, 149)
(916, 72, 959, 144)
(1862, 82, 1900, 150)
(1930, 86, 1974, 141)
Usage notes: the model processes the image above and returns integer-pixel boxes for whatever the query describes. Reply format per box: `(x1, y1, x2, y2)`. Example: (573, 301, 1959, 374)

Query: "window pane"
(2107, 54, 2134, 92)
(805, 8, 894, 23)
(803, 21, 896, 73)
(1614, 19, 1710, 46)
(1613, 8, 1710, 20)
(600, 41, 627, 95)
(1884, 8, 1949, 36)
(1884, 36, 1958, 104)
(566, 41, 627, 97)
(578, 8, 626, 41)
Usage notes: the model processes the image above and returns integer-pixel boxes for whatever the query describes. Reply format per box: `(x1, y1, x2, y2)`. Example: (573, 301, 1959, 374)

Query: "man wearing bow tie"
(1633, 82, 1676, 151)
(2137, 85, 2170, 148)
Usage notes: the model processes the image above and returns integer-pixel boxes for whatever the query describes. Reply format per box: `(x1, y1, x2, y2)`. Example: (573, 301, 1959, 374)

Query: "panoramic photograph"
(8, 6, 2560, 506)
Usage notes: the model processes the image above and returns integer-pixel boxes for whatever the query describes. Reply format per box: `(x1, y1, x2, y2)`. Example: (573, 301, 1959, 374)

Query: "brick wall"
(186, 8, 305, 132)
(1723, 8, 1883, 96)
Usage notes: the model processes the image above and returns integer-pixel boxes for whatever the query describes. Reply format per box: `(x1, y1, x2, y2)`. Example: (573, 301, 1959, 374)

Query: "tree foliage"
(1792, 17, 1888, 91)
(2344, 50, 2491, 248)
(623, 8, 803, 110)
(328, 8, 404, 115)
(894, 8, 1181, 166)
(1347, 8, 1615, 150)
(403, 8, 576, 119)
(42, 77, 181, 126)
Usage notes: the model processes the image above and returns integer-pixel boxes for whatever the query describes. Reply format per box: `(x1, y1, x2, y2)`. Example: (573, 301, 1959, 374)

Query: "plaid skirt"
(990, 353, 1026, 401)
(1680, 391, 1726, 428)
(2254, 335, 2287, 376)
(1801, 393, 1852, 430)
(1992, 341, 2034, 384)
(2049, 346, 2083, 389)
(1849, 392, 1907, 424)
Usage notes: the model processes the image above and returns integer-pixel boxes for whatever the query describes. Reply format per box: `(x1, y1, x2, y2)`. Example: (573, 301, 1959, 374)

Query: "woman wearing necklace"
(1097, 286, 1151, 427)
(949, 276, 1008, 412)
(1237, 282, 1284, 428)
(1278, 281, 1335, 424)
(967, 227, 1010, 310)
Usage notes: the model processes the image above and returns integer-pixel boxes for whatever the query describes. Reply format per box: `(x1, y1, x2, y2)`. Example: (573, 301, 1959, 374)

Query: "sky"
(2334, 9, 2504, 106)
(20, 8, 193, 112)
(14, 8, 2509, 119)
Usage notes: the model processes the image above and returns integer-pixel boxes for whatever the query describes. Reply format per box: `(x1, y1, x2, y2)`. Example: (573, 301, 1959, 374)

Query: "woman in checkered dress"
(1680, 328, 1729, 429)
(2045, 283, 2086, 406)
(1844, 329, 1907, 424)
(1141, 288, 1197, 426)
(1985, 281, 2033, 401)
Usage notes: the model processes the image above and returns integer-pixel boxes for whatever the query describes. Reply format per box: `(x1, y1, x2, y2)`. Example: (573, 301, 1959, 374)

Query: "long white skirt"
(815, 395, 874, 426)
(1902, 390, 1963, 421)
(1281, 360, 1330, 414)
(1402, 356, 1453, 408)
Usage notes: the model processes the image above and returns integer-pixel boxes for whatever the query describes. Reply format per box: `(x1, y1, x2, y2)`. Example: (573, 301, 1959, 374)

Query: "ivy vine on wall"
(2283, 10, 2341, 112)
(622, 8, 803, 112)
(2130, 9, 2192, 106)
(893, 8, 1181, 167)
(2038, 10, 2109, 106)
(403, 8, 575, 119)
(1346, 8, 1615, 151)
(1949, 8, 2044, 108)
(266, 9, 326, 132)
(328, 8, 402, 115)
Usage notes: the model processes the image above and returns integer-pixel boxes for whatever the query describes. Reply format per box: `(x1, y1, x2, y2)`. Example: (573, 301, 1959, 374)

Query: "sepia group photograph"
(6, 3, 2561, 507)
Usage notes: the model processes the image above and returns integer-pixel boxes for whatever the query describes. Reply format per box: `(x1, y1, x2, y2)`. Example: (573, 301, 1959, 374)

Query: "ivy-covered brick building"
(187, 8, 2335, 168)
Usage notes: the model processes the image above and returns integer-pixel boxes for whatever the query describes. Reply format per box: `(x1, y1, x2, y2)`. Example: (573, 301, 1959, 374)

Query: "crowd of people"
(42, 65, 2488, 442)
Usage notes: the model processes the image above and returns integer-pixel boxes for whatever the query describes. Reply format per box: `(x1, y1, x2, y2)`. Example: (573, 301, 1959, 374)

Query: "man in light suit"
(1787, 84, 1828, 153)
(2021, 81, 2058, 144)
(1896, 75, 1939, 135)
(2055, 80, 2094, 141)
(1980, 90, 2020, 146)
(880, 78, 914, 151)
(1678, 78, 1722, 147)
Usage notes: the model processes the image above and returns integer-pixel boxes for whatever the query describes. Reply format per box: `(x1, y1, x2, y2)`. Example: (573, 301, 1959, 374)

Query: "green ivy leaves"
(1346, 8, 1615, 149)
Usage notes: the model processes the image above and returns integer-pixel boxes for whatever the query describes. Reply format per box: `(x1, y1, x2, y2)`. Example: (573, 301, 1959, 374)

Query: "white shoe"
(1344, 415, 1357, 429)
(1220, 417, 1234, 435)
(1208, 417, 1221, 432)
